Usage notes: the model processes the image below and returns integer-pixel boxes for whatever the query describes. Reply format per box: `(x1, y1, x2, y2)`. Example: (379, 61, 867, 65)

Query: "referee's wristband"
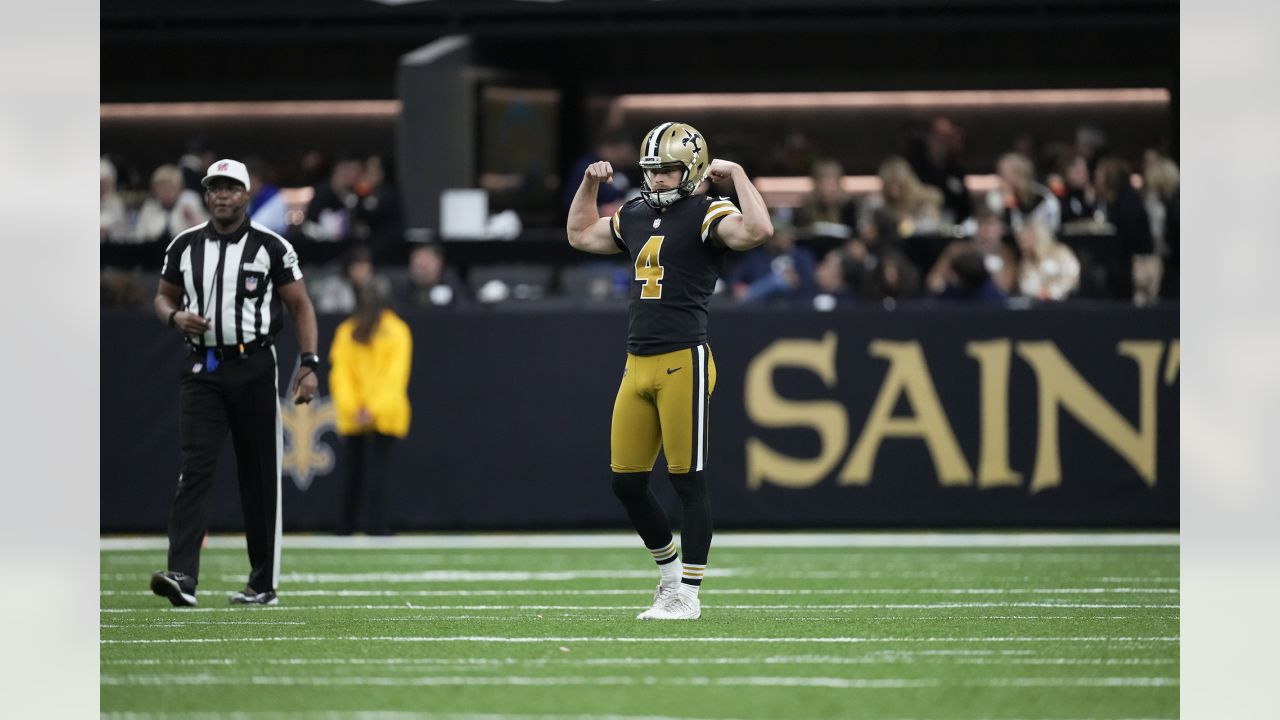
(167, 309, 180, 328)
(299, 352, 321, 370)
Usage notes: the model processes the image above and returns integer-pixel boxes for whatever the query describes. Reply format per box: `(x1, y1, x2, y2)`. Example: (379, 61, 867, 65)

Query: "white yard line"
(99, 571, 1177, 584)
(100, 587, 1178, 597)
(98, 609, 1159, 623)
(106, 572, 1176, 584)
(270, 570, 748, 583)
(99, 713, 755, 720)
(101, 635, 1179, 645)
(101, 655, 1176, 667)
(99, 673, 1177, 689)
(953, 658, 1177, 666)
(100, 531, 1178, 551)
(101, 570, 738, 583)
(101, 621, 305, 627)
(98, 674, 937, 689)
(96, 602, 1178, 613)
(98, 714, 1176, 720)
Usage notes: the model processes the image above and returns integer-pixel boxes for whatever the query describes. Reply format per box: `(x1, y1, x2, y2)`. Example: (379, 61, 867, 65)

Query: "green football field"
(100, 533, 1178, 720)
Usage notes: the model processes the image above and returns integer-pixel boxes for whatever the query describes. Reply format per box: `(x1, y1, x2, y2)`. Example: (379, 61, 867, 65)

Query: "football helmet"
(638, 122, 709, 208)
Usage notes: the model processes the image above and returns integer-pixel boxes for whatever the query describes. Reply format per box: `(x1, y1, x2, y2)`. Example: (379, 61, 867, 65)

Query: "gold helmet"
(638, 122, 709, 208)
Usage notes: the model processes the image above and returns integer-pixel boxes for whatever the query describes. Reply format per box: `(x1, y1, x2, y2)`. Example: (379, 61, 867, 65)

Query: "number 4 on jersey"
(635, 235, 665, 299)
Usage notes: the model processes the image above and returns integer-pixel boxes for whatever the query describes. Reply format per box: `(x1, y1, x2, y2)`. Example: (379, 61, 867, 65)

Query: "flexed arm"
(566, 161, 623, 255)
(707, 159, 774, 251)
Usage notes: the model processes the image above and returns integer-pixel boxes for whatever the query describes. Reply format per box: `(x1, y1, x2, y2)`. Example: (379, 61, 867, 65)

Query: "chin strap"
(641, 186, 685, 208)
(641, 164, 696, 208)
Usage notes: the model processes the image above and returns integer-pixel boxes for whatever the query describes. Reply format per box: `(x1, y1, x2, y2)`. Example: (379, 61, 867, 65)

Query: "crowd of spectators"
(101, 118, 1179, 312)
(102, 146, 401, 256)
(730, 118, 1178, 309)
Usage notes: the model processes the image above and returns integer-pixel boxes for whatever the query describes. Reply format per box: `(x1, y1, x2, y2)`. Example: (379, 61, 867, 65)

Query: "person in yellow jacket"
(328, 280, 412, 535)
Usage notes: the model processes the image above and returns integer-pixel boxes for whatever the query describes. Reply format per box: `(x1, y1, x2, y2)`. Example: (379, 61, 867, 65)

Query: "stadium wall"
(100, 306, 1178, 531)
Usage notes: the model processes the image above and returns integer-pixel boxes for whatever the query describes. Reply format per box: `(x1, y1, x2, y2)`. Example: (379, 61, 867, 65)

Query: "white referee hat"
(201, 159, 251, 192)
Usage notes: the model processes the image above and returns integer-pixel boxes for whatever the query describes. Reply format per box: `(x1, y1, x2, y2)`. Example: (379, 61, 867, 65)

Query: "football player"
(566, 122, 773, 619)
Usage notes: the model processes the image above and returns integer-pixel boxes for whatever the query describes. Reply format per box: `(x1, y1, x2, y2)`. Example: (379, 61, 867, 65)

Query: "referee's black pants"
(167, 346, 282, 593)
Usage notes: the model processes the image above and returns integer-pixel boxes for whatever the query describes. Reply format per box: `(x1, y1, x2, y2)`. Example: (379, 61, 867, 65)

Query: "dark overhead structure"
(103, 0, 1178, 102)
(102, 0, 1178, 235)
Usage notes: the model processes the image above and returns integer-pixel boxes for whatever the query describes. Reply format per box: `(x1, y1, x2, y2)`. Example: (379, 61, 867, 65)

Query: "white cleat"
(639, 592, 701, 620)
(636, 582, 681, 619)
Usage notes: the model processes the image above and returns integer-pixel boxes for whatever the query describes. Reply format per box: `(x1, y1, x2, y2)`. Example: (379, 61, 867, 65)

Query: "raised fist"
(584, 161, 614, 184)
(708, 159, 740, 184)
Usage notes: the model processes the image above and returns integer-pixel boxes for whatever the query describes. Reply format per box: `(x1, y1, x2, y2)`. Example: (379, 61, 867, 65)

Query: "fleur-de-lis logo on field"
(280, 397, 338, 491)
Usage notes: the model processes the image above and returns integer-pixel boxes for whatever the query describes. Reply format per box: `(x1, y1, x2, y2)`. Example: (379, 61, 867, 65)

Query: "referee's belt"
(190, 337, 273, 361)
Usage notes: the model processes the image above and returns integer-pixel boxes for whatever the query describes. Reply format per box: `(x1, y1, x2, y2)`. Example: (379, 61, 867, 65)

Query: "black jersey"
(611, 194, 741, 355)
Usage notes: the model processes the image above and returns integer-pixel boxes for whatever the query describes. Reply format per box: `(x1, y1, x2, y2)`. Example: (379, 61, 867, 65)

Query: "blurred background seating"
(101, 0, 1177, 311)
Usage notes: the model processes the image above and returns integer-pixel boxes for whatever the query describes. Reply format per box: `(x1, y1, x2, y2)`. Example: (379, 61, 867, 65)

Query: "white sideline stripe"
(99, 586, 1179, 598)
(99, 531, 1179, 551)
(100, 674, 1177, 689)
(96, 602, 1178, 612)
(102, 635, 1179, 645)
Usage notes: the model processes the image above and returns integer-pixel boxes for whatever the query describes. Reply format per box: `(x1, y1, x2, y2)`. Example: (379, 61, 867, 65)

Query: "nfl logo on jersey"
(245, 276, 258, 293)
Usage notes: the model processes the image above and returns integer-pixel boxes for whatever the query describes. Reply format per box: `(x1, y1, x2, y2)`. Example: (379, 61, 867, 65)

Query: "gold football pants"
(610, 344, 716, 474)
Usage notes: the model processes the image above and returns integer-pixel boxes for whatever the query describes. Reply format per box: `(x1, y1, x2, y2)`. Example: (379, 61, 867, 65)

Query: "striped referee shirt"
(161, 220, 304, 348)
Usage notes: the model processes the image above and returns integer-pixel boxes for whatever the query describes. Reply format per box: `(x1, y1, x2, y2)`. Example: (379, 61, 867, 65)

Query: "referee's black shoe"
(150, 571, 198, 607)
(229, 587, 278, 606)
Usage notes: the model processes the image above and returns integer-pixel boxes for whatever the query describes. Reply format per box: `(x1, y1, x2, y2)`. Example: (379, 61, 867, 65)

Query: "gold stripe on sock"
(649, 542, 677, 561)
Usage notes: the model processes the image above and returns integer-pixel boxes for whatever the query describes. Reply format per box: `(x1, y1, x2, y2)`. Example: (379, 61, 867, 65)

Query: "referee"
(150, 158, 320, 607)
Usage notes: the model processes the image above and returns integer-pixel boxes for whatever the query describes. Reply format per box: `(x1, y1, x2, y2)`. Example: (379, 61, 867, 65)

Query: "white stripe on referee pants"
(272, 346, 282, 590)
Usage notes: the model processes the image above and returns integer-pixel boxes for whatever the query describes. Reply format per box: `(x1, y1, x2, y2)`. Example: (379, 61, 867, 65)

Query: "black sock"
(670, 470, 712, 583)
(611, 472, 674, 550)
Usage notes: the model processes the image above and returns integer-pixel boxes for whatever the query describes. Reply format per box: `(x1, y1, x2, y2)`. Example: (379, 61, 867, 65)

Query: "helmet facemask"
(638, 122, 709, 209)
(639, 164, 691, 208)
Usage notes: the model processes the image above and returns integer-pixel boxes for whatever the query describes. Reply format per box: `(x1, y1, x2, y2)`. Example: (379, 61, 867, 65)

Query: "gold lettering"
(966, 339, 1022, 488)
(1017, 341, 1163, 492)
(744, 332, 847, 490)
(840, 340, 972, 486)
